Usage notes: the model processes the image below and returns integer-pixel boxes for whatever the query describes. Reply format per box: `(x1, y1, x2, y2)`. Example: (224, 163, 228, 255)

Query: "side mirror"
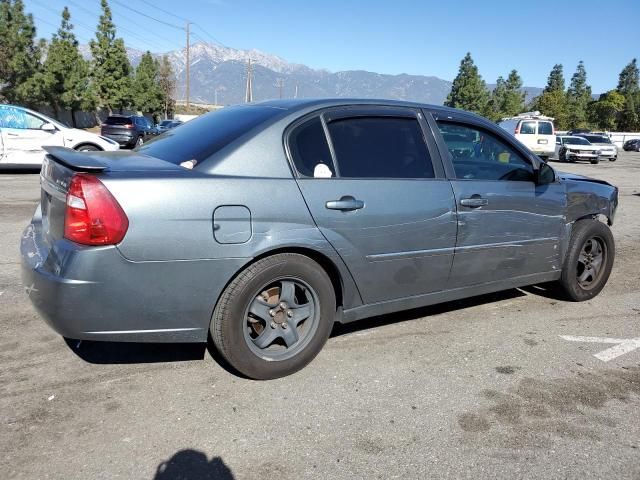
(41, 122, 56, 132)
(535, 162, 555, 185)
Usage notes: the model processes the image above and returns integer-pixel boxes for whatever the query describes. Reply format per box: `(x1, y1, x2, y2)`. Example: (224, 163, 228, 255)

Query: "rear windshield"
(105, 116, 132, 125)
(564, 137, 590, 145)
(537, 121, 553, 135)
(137, 105, 285, 165)
(581, 135, 610, 144)
(159, 120, 173, 127)
(519, 121, 536, 134)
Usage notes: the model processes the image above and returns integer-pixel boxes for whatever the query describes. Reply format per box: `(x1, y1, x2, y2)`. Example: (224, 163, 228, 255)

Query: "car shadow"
(154, 449, 234, 480)
(65, 338, 207, 364)
(331, 288, 527, 338)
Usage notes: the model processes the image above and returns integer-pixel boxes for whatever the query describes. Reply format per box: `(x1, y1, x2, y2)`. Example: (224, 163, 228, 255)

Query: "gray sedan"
(21, 99, 618, 379)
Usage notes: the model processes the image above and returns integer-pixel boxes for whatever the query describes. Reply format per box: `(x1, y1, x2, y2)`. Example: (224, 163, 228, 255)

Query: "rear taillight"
(124, 124, 134, 129)
(64, 174, 129, 246)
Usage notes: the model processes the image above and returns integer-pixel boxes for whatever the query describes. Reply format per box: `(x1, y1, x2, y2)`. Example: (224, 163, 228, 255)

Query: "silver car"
(21, 99, 618, 379)
(575, 133, 618, 162)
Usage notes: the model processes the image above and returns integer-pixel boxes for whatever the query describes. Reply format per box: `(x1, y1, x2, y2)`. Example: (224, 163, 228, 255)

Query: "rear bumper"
(21, 216, 247, 343)
(101, 133, 136, 148)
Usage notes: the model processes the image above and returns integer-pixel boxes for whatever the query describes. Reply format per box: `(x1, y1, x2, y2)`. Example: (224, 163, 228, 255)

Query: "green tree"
(616, 59, 639, 131)
(0, 0, 42, 104)
(132, 51, 162, 119)
(158, 55, 176, 119)
(588, 90, 625, 130)
(445, 52, 489, 115)
(530, 64, 568, 129)
(39, 7, 93, 126)
(90, 0, 132, 113)
(486, 76, 506, 121)
(566, 61, 592, 129)
(544, 64, 565, 93)
(501, 69, 525, 117)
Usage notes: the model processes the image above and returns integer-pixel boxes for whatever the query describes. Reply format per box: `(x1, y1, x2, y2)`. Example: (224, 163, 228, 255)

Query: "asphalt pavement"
(1, 152, 639, 479)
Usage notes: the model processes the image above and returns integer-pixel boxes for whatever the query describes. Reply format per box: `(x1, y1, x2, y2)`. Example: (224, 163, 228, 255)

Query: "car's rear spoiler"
(43, 146, 108, 172)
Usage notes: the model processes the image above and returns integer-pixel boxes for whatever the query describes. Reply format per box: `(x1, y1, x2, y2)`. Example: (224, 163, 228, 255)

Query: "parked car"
(622, 138, 640, 152)
(574, 133, 617, 161)
(566, 128, 591, 136)
(498, 111, 556, 160)
(21, 99, 618, 379)
(100, 115, 155, 148)
(0, 104, 119, 169)
(553, 135, 601, 163)
(156, 119, 183, 133)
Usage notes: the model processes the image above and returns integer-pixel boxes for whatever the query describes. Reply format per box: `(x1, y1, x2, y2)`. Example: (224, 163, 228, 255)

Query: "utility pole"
(185, 22, 190, 112)
(245, 59, 253, 103)
(294, 82, 298, 99)
(275, 78, 284, 99)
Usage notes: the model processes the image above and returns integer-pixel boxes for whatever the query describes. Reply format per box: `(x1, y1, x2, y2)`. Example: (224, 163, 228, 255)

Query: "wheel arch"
(73, 142, 103, 151)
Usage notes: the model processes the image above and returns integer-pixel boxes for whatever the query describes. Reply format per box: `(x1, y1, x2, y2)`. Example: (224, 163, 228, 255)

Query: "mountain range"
(84, 42, 543, 106)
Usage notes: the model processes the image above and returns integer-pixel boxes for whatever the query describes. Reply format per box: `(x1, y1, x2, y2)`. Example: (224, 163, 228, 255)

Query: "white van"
(498, 112, 556, 160)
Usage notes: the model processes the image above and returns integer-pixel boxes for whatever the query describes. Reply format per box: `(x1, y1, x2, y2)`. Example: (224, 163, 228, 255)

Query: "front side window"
(519, 121, 536, 134)
(326, 116, 434, 178)
(0, 107, 45, 129)
(437, 121, 534, 182)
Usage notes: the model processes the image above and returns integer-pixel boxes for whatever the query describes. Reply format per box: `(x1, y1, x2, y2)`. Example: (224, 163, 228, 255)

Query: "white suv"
(0, 105, 119, 169)
(498, 112, 556, 160)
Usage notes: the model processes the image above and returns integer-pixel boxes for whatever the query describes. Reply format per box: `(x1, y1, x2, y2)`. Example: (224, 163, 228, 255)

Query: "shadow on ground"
(154, 450, 234, 480)
(65, 286, 561, 374)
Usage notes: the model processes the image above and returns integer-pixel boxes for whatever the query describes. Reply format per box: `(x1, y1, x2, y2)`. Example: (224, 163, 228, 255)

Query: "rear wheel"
(75, 144, 100, 152)
(135, 136, 144, 147)
(590, 158, 599, 164)
(211, 253, 336, 379)
(557, 220, 614, 301)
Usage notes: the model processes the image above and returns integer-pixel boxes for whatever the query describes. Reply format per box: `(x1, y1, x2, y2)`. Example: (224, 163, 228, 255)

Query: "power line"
(110, 0, 184, 31)
(137, 0, 189, 22)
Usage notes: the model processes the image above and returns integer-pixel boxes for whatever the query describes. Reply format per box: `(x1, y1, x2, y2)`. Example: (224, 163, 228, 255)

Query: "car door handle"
(460, 197, 488, 207)
(326, 196, 364, 211)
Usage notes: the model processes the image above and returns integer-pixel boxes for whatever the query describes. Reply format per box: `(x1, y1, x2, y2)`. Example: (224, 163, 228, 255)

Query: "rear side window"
(289, 117, 334, 177)
(326, 116, 435, 178)
(519, 121, 536, 134)
(137, 105, 284, 165)
(105, 116, 132, 125)
(538, 122, 553, 135)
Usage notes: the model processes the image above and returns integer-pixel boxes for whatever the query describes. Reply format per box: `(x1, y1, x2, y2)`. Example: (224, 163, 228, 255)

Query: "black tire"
(559, 150, 567, 163)
(211, 253, 336, 380)
(558, 220, 614, 301)
(135, 136, 144, 147)
(590, 158, 599, 164)
(609, 157, 617, 162)
(75, 144, 100, 152)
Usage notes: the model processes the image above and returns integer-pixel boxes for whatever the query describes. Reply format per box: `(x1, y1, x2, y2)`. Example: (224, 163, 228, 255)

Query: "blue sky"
(27, 0, 639, 93)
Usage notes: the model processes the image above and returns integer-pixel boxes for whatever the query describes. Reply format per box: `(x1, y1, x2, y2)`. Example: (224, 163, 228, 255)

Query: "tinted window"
(581, 135, 610, 143)
(519, 121, 536, 134)
(437, 121, 534, 182)
(105, 116, 132, 125)
(538, 121, 553, 135)
(326, 116, 434, 178)
(160, 120, 172, 127)
(137, 105, 284, 165)
(289, 117, 334, 177)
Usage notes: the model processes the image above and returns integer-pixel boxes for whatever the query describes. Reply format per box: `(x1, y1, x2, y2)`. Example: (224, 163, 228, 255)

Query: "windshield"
(564, 137, 590, 145)
(159, 120, 173, 127)
(105, 116, 132, 125)
(581, 135, 610, 144)
(136, 105, 286, 165)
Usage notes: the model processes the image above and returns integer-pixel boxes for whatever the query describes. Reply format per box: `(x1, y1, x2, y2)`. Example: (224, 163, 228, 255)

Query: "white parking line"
(560, 335, 640, 362)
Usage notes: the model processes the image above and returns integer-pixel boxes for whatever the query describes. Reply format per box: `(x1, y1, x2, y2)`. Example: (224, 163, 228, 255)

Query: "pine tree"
(616, 59, 640, 131)
(132, 51, 163, 119)
(487, 76, 506, 121)
(530, 64, 568, 129)
(39, 7, 93, 126)
(0, 0, 42, 104)
(566, 61, 592, 129)
(501, 70, 525, 117)
(158, 55, 176, 119)
(445, 52, 489, 115)
(90, 0, 132, 113)
(544, 64, 565, 93)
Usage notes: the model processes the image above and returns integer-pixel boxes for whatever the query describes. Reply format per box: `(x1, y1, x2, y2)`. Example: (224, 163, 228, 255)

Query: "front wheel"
(609, 157, 617, 162)
(211, 253, 336, 379)
(557, 220, 614, 301)
(590, 158, 600, 164)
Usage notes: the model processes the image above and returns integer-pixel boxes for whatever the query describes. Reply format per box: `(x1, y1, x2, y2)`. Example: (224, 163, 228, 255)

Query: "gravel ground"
(1, 152, 639, 479)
